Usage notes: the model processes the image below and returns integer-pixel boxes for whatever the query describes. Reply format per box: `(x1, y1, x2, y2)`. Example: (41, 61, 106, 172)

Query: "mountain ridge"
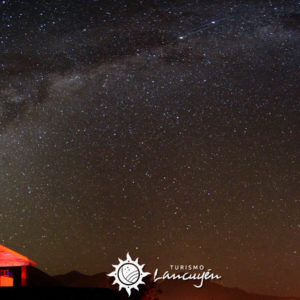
(52, 269, 300, 300)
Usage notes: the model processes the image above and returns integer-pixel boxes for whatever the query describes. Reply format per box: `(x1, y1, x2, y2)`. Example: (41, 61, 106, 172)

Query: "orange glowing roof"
(0, 244, 37, 267)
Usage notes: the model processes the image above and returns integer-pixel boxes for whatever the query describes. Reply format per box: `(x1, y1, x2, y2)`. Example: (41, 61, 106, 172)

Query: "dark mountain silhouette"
(53, 270, 89, 286)
(26, 266, 62, 287)
(54, 270, 114, 289)
(7, 267, 297, 300)
(51, 269, 300, 300)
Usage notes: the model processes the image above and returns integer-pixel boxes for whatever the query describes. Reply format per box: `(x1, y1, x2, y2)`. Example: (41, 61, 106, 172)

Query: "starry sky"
(0, 0, 299, 297)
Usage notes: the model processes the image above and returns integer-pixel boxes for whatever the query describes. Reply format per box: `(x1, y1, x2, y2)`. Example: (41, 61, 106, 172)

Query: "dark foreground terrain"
(0, 287, 120, 300)
(1, 267, 299, 300)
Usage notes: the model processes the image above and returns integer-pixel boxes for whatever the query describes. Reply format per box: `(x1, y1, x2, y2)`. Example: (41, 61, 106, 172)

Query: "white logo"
(107, 252, 150, 296)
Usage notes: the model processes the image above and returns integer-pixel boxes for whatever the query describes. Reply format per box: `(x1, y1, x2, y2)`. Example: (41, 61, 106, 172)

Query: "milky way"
(0, 0, 299, 297)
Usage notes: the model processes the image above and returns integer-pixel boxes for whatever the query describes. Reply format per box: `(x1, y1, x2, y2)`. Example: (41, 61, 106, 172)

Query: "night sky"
(0, 0, 299, 297)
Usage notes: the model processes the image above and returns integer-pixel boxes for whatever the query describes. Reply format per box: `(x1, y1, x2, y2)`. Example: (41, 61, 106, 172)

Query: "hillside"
(52, 270, 300, 300)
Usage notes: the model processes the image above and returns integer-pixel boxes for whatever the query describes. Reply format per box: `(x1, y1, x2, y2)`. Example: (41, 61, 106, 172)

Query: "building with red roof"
(0, 244, 37, 287)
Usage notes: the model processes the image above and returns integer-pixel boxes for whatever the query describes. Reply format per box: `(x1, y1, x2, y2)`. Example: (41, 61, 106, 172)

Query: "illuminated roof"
(0, 244, 37, 267)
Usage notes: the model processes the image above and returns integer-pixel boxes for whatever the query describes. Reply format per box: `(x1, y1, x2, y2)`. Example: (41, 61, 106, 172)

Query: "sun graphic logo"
(107, 252, 150, 296)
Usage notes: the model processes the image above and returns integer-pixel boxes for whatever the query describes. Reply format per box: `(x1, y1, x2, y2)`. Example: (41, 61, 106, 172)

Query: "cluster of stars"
(0, 0, 299, 297)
